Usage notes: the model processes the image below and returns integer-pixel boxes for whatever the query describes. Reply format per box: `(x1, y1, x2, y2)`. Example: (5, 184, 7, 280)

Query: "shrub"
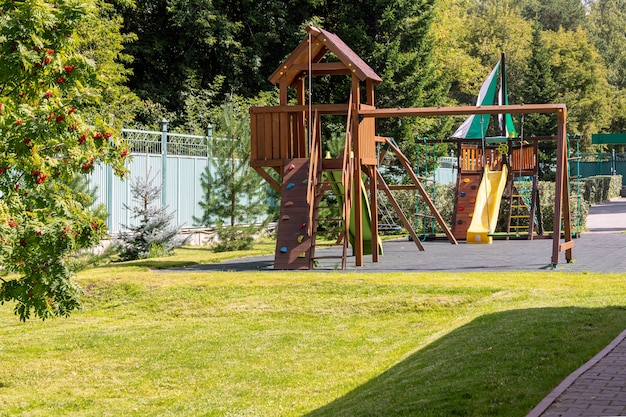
(115, 175, 189, 261)
(580, 175, 622, 204)
(212, 225, 255, 252)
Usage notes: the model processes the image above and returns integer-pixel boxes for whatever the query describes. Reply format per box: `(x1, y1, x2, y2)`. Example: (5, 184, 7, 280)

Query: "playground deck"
(180, 197, 626, 273)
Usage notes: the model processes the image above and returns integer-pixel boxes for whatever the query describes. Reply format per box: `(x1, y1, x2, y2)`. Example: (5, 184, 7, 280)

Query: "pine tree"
(116, 174, 189, 260)
(521, 24, 558, 179)
(194, 96, 268, 251)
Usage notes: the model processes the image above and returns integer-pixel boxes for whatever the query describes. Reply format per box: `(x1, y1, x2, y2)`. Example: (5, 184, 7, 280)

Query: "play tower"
(250, 25, 574, 270)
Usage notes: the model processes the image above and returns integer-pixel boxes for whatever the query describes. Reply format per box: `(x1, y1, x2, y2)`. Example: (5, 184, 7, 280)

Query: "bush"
(212, 225, 256, 252)
(539, 181, 589, 232)
(580, 175, 622, 204)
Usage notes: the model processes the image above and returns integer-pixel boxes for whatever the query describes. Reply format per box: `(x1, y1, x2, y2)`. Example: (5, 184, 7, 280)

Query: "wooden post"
(551, 107, 574, 266)
(369, 165, 379, 262)
(352, 76, 363, 266)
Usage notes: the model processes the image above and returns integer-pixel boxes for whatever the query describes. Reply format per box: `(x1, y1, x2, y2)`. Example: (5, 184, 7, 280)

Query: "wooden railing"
(510, 145, 536, 172)
(460, 145, 503, 172)
(250, 108, 306, 163)
(307, 110, 321, 238)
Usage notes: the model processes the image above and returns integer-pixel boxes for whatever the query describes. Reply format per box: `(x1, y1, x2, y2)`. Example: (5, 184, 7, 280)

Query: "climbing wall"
(274, 158, 313, 270)
(452, 172, 482, 240)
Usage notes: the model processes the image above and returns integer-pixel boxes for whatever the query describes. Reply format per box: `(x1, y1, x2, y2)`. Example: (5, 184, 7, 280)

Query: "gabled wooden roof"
(269, 24, 382, 87)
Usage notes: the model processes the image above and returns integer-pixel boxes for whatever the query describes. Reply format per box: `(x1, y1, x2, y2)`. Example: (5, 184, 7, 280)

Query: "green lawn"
(1, 246, 625, 416)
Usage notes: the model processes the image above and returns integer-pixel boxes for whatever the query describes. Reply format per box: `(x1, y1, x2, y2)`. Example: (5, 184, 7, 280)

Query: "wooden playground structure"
(249, 24, 573, 270)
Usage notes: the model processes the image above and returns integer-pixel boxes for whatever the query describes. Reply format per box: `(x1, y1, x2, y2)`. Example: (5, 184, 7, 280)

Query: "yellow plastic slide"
(466, 165, 508, 244)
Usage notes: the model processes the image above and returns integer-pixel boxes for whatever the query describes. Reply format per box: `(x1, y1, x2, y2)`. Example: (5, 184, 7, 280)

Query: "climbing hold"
(288, 163, 295, 170)
(280, 246, 288, 253)
(282, 215, 290, 221)
(457, 220, 463, 224)
(470, 198, 476, 204)
(469, 213, 473, 218)
(471, 185, 477, 190)
(460, 192, 466, 197)
(302, 178, 308, 184)
(459, 206, 465, 211)
(286, 182, 295, 190)
(298, 252, 306, 258)
(284, 201, 294, 207)
(297, 235, 304, 243)
(299, 222, 306, 229)
(463, 178, 470, 183)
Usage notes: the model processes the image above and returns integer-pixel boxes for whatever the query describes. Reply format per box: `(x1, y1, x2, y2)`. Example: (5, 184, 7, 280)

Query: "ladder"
(309, 164, 350, 269)
(307, 108, 353, 270)
(507, 175, 542, 238)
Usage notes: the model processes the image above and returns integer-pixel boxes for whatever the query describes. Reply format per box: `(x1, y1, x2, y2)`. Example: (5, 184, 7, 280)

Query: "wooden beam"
(253, 167, 281, 194)
(251, 104, 350, 115)
(359, 104, 567, 119)
(250, 159, 284, 167)
(383, 138, 457, 244)
(369, 165, 379, 262)
(376, 170, 425, 251)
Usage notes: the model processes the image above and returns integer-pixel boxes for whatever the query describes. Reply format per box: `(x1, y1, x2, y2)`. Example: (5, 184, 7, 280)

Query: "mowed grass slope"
(1, 250, 625, 416)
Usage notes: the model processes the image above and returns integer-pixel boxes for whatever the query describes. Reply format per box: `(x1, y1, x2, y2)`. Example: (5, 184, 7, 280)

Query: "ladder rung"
(510, 225, 529, 229)
(510, 215, 529, 219)
(313, 243, 343, 248)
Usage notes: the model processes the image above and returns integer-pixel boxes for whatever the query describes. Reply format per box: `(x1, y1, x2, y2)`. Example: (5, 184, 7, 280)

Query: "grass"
(1, 245, 626, 416)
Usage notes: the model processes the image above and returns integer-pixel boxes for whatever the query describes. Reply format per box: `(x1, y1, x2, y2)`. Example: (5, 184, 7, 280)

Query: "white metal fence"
(90, 121, 211, 234)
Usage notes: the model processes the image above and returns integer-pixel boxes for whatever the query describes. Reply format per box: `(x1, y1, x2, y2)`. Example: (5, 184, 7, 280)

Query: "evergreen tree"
(194, 96, 268, 251)
(518, 0, 587, 31)
(116, 174, 188, 261)
(117, 0, 313, 114)
(520, 24, 558, 179)
(312, 0, 447, 146)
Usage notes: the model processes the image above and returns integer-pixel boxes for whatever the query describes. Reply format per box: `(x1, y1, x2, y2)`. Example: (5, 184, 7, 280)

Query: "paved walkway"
(179, 198, 626, 416)
(525, 199, 626, 417)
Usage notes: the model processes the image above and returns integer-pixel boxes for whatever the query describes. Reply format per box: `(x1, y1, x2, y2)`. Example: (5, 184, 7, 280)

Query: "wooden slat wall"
(510, 146, 535, 172)
(460, 145, 502, 172)
(358, 117, 376, 162)
(251, 110, 308, 162)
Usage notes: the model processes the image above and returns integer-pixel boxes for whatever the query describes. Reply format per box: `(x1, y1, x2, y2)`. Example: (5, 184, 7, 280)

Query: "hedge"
(379, 178, 590, 234)
(580, 175, 622, 204)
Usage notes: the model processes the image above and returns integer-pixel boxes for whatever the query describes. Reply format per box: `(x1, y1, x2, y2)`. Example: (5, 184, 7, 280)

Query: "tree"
(118, 0, 313, 114)
(585, 0, 626, 89)
(517, 0, 587, 31)
(520, 24, 558, 178)
(543, 27, 612, 147)
(116, 174, 188, 261)
(194, 95, 268, 250)
(431, 0, 486, 106)
(311, 0, 447, 142)
(464, 0, 533, 103)
(0, 0, 136, 321)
